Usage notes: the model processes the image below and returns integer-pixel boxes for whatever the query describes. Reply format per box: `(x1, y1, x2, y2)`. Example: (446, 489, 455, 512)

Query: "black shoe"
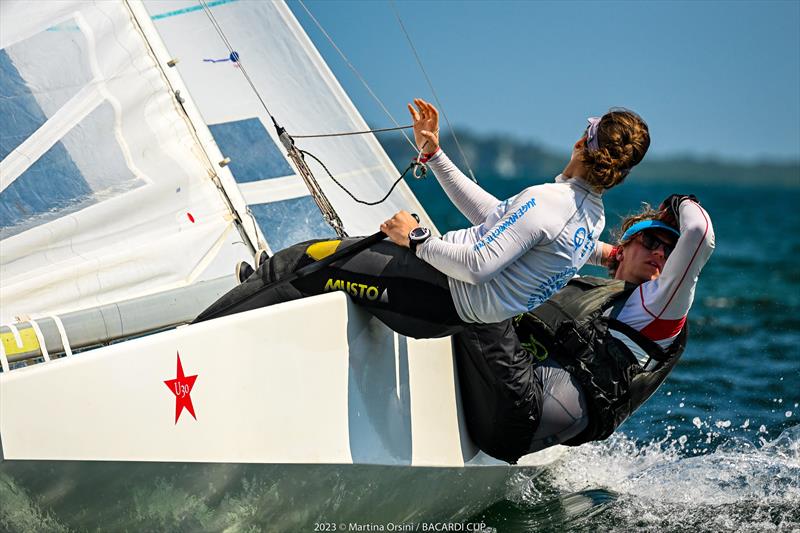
(255, 248, 269, 269)
(236, 261, 255, 284)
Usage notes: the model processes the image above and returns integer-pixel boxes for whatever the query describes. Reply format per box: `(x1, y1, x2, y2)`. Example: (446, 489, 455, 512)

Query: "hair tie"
(586, 117, 601, 151)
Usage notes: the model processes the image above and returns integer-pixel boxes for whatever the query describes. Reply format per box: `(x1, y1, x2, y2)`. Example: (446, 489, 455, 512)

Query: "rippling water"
(1, 181, 798, 532)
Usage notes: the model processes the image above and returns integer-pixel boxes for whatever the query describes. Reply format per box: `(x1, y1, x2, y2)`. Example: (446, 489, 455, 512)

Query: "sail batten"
(1, 83, 105, 193)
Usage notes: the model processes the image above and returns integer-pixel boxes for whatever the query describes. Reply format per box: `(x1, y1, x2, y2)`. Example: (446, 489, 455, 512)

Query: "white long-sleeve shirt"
(415, 150, 605, 323)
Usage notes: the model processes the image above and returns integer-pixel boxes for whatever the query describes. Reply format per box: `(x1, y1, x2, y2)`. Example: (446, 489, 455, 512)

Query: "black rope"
(299, 149, 423, 206)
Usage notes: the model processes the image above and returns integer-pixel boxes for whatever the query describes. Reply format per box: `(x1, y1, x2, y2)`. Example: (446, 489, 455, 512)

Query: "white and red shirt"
(597, 200, 715, 367)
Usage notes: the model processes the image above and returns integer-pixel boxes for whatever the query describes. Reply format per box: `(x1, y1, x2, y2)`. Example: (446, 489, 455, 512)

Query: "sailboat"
(0, 0, 564, 528)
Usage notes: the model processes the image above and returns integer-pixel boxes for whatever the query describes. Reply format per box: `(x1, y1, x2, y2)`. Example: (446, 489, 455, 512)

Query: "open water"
(1, 179, 798, 532)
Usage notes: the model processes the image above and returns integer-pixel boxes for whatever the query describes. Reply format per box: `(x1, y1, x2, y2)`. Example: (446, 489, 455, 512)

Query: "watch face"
(410, 227, 430, 241)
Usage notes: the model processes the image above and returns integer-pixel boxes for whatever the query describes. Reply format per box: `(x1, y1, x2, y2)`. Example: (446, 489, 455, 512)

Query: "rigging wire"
(296, 0, 419, 153)
(196, 0, 429, 227)
(389, 0, 478, 183)
(293, 124, 413, 139)
(199, 0, 279, 127)
(198, 0, 347, 237)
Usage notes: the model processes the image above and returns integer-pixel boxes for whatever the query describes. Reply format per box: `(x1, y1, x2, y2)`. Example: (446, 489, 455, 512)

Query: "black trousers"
(452, 320, 543, 464)
(195, 238, 467, 339)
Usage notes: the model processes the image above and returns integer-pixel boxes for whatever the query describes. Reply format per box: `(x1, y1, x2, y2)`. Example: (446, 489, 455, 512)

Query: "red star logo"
(164, 352, 198, 423)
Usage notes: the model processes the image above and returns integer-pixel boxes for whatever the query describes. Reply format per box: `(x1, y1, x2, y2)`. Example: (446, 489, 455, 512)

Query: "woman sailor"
(196, 99, 651, 339)
(454, 195, 715, 463)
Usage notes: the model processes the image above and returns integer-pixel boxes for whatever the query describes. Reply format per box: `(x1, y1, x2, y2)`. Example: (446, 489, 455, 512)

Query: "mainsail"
(0, 0, 433, 327)
(0, 0, 259, 325)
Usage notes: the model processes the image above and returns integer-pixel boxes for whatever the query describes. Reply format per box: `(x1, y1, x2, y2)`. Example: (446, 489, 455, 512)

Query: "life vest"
(514, 276, 687, 445)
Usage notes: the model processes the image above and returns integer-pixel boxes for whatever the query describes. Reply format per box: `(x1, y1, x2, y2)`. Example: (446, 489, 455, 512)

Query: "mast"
(124, 0, 264, 255)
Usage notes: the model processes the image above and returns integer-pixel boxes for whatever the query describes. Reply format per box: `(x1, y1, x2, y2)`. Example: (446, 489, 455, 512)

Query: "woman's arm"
(409, 99, 500, 224)
(638, 200, 715, 320)
(427, 150, 502, 225)
(588, 242, 613, 267)
(415, 190, 545, 284)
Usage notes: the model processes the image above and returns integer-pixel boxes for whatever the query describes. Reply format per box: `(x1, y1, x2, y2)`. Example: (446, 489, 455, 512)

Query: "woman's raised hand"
(408, 98, 440, 154)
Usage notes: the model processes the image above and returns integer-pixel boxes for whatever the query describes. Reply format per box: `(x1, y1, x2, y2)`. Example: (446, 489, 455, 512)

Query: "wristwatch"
(408, 226, 431, 253)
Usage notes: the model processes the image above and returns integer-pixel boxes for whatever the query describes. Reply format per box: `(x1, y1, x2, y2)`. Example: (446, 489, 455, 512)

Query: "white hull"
(0, 293, 564, 528)
(6, 293, 471, 465)
(1, 292, 563, 466)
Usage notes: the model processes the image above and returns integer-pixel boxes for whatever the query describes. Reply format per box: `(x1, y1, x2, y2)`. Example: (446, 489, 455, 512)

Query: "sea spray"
(495, 424, 800, 532)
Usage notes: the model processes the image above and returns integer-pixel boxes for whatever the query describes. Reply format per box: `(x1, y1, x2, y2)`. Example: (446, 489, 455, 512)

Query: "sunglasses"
(637, 232, 675, 258)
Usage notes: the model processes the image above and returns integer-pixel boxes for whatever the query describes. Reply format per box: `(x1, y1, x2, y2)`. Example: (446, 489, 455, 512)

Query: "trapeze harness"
(454, 276, 687, 464)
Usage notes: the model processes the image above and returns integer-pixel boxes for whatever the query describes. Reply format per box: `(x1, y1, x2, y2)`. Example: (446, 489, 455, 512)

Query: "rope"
(301, 150, 423, 206)
(296, 0, 419, 153)
(389, 0, 478, 183)
(286, 145, 348, 238)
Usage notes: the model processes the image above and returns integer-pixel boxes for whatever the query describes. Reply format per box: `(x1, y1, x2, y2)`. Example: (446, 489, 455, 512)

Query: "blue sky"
(288, 0, 800, 162)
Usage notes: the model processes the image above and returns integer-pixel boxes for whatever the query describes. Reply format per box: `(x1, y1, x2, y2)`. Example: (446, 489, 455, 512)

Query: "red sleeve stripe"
(640, 201, 710, 319)
(641, 316, 687, 341)
(640, 285, 659, 319)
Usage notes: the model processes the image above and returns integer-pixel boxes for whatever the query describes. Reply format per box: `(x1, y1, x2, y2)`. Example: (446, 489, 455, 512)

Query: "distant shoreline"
(376, 129, 800, 188)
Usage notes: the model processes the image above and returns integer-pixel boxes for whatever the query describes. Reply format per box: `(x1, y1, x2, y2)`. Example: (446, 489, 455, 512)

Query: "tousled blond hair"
(606, 203, 676, 277)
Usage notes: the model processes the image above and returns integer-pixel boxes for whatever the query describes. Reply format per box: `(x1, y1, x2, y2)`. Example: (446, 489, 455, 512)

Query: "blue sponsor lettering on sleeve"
(473, 197, 536, 251)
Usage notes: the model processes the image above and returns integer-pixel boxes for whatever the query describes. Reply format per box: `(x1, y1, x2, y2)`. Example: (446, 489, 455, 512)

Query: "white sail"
(0, 0, 258, 324)
(143, 0, 435, 251)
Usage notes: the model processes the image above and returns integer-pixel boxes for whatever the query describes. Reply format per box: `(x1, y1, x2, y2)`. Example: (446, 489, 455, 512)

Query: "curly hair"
(606, 203, 676, 277)
(579, 108, 650, 192)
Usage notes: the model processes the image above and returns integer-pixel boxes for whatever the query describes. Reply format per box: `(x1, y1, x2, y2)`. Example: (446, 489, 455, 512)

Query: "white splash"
(510, 425, 800, 531)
